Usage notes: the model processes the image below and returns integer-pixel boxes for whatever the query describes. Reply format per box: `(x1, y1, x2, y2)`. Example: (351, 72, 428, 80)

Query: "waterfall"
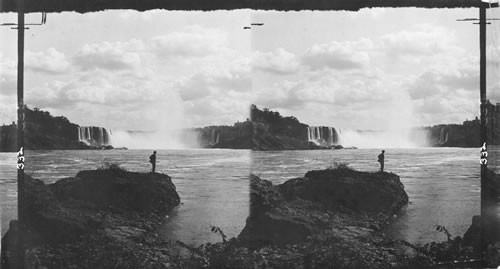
(329, 127, 332, 145)
(439, 128, 448, 145)
(210, 129, 217, 145)
(77, 126, 112, 146)
(307, 126, 339, 146)
(100, 128, 104, 145)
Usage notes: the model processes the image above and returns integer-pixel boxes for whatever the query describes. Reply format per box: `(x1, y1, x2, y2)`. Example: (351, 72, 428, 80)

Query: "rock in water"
(239, 168, 409, 245)
(282, 169, 408, 214)
(51, 170, 180, 214)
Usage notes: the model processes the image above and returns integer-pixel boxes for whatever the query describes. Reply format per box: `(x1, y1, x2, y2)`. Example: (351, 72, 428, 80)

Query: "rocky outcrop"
(52, 170, 180, 214)
(230, 169, 493, 268)
(423, 119, 480, 147)
(0, 123, 16, 152)
(286, 169, 409, 214)
(212, 168, 435, 268)
(239, 168, 408, 246)
(1, 169, 180, 268)
(195, 121, 253, 149)
(252, 121, 312, 150)
(251, 105, 340, 150)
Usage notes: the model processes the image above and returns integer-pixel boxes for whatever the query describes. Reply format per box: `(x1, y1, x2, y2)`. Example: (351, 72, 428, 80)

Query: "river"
(251, 147, 479, 243)
(0, 147, 480, 245)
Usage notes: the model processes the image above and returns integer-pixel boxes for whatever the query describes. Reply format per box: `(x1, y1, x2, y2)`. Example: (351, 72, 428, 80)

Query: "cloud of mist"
(107, 88, 202, 150)
(111, 129, 199, 149)
(337, 89, 431, 149)
(338, 129, 429, 149)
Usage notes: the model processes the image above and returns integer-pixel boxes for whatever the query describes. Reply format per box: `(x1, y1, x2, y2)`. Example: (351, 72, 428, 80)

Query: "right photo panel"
(247, 7, 499, 268)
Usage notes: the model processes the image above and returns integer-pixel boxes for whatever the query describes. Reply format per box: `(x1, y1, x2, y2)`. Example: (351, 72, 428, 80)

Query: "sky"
(0, 7, 499, 132)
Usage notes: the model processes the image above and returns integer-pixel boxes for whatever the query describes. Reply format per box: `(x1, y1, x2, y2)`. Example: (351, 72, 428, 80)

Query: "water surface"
(0, 149, 250, 245)
(0, 147, 481, 244)
(251, 148, 479, 243)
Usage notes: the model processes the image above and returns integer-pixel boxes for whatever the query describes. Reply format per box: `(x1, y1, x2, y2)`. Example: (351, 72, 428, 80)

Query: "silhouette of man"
(378, 150, 385, 172)
(149, 151, 157, 173)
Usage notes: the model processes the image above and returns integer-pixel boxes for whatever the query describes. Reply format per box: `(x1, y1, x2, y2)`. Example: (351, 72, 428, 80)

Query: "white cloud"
(407, 56, 478, 107)
(184, 95, 250, 127)
(253, 67, 388, 113)
(253, 48, 300, 75)
(407, 72, 443, 100)
(74, 40, 144, 71)
(1, 10, 484, 132)
(380, 24, 461, 58)
(302, 39, 373, 70)
(250, 22, 478, 129)
(26, 48, 71, 74)
(26, 70, 162, 109)
(176, 73, 215, 101)
(18, 22, 253, 130)
(176, 64, 252, 101)
(26, 72, 184, 131)
(413, 89, 477, 125)
(0, 56, 16, 96)
(151, 25, 228, 59)
(405, 66, 479, 125)
(0, 96, 16, 125)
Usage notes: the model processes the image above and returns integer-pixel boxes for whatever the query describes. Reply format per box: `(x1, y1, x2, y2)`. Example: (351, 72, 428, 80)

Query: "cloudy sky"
(0, 7, 499, 132)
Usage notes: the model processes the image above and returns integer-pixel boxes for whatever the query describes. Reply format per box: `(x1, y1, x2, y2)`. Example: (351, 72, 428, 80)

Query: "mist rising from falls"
(335, 90, 431, 149)
(111, 129, 199, 149)
(106, 89, 203, 149)
(338, 128, 430, 148)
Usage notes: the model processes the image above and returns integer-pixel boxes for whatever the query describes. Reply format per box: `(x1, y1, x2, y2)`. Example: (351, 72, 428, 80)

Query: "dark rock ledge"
(1, 169, 180, 269)
(1, 167, 489, 268)
(239, 169, 409, 246)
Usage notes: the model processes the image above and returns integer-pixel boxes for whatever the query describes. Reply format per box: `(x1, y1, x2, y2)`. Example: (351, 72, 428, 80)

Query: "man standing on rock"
(378, 150, 385, 172)
(149, 151, 157, 173)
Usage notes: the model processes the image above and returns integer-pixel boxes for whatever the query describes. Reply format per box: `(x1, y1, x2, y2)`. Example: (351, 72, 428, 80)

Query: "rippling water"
(251, 148, 479, 243)
(0, 149, 250, 245)
(0, 152, 17, 237)
(0, 147, 480, 245)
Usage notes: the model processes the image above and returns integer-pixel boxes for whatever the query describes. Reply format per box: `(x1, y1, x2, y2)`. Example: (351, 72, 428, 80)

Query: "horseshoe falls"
(307, 126, 429, 148)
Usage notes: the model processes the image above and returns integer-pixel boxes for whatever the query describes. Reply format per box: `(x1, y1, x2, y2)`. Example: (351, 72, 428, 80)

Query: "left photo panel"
(0, 10, 253, 268)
